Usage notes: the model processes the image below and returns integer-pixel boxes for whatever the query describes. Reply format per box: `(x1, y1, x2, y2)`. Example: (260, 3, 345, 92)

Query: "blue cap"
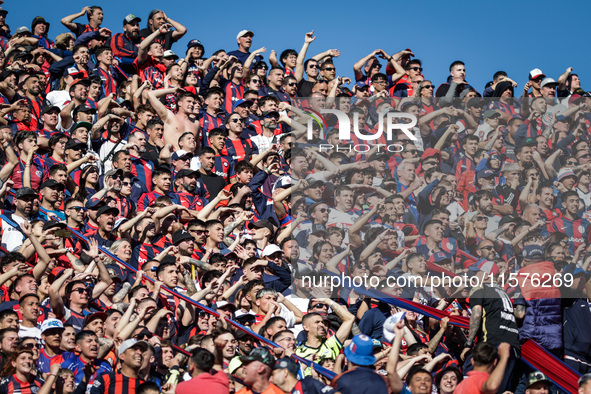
(522, 245, 544, 260)
(187, 39, 203, 49)
(476, 168, 495, 180)
(233, 99, 253, 109)
(432, 251, 452, 264)
(85, 198, 103, 210)
(274, 357, 299, 376)
(354, 81, 369, 89)
(344, 334, 376, 366)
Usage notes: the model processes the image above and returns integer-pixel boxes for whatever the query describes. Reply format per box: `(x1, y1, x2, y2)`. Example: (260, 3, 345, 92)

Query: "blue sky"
(8, 0, 588, 92)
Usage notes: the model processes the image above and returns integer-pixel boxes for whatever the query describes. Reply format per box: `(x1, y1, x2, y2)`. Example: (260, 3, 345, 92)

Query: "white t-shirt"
(0, 213, 27, 252)
(19, 324, 41, 340)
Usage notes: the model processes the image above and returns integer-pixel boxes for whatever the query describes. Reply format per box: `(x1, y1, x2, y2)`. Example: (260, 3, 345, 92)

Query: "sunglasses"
(231, 118, 243, 123)
(322, 67, 335, 72)
(567, 161, 577, 165)
(251, 79, 261, 84)
(357, 265, 370, 270)
(578, 154, 591, 159)
(110, 175, 122, 180)
(189, 229, 209, 235)
(149, 266, 158, 272)
(311, 303, 328, 309)
(422, 84, 434, 89)
(23, 343, 41, 349)
(409, 67, 423, 72)
(198, 312, 209, 319)
(287, 82, 297, 87)
(134, 333, 151, 340)
(308, 64, 318, 69)
(72, 288, 90, 294)
(69, 206, 86, 212)
(317, 208, 328, 213)
(476, 216, 488, 222)
(122, 181, 131, 186)
(256, 66, 268, 70)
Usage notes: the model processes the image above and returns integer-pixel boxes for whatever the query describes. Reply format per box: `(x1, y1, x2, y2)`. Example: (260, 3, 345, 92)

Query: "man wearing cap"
(237, 347, 282, 394)
(331, 334, 388, 394)
(228, 30, 260, 65)
(39, 179, 66, 221)
(173, 169, 208, 218)
(524, 68, 546, 98)
(37, 106, 61, 143)
(176, 348, 229, 394)
(38, 319, 76, 375)
(139, 10, 186, 51)
(272, 357, 336, 394)
(90, 338, 146, 393)
(90, 204, 119, 247)
(109, 14, 142, 60)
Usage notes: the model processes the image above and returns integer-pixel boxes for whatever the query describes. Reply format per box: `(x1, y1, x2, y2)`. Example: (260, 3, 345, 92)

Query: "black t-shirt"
(142, 142, 160, 166)
(139, 28, 177, 50)
(469, 284, 520, 349)
(297, 79, 315, 98)
(199, 172, 226, 199)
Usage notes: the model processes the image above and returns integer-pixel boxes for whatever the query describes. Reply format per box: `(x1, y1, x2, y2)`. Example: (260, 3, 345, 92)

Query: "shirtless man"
(147, 88, 200, 151)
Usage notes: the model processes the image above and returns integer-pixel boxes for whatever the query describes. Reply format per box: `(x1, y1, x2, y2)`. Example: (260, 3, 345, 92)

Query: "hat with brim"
(32, 16, 50, 31)
(172, 229, 194, 245)
(239, 347, 275, 369)
(118, 339, 149, 355)
(15, 187, 37, 199)
(162, 50, 178, 60)
(83, 312, 107, 327)
(96, 205, 119, 218)
(236, 30, 254, 40)
(344, 334, 377, 366)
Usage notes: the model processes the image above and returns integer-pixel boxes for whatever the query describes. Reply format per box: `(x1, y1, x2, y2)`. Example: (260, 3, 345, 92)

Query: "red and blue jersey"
(137, 191, 180, 212)
(223, 81, 244, 114)
(197, 112, 225, 146)
(130, 154, 154, 192)
(73, 23, 98, 37)
(0, 374, 44, 394)
(95, 67, 117, 97)
(90, 372, 143, 394)
(175, 191, 206, 212)
(454, 155, 476, 182)
(25, 96, 43, 130)
(131, 242, 163, 271)
(550, 215, 591, 254)
(415, 236, 458, 256)
(133, 56, 166, 90)
(221, 137, 258, 162)
(37, 348, 76, 374)
(11, 157, 48, 190)
(213, 155, 235, 184)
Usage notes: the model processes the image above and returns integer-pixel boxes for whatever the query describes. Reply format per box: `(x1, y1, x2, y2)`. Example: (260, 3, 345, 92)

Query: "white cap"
(163, 50, 178, 60)
(529, 68, 545, 80)
(216, 301, 236, 311)
(382, 311, 406, 343)
(262, 244, 282, 257)
(118, 339, 149, 355)
(541, 77, 558, 89)
(236, 30, 254, 40)
(40, 319, 64, 334)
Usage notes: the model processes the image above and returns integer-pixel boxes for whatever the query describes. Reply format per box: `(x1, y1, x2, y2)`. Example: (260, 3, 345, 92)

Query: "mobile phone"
(55, 229, 71, 238)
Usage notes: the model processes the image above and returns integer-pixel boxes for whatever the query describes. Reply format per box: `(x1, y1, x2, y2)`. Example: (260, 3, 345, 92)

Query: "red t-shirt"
(454, 370, 490, 394)
(175, 370, 229, 394)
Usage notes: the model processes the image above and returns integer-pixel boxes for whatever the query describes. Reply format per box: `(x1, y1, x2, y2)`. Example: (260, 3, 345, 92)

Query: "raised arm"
(61, 6, 89, 32)
(295, 31, 315, 82)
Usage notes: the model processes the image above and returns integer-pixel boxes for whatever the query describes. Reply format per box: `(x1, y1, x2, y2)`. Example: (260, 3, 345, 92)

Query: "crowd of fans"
(0, 4, 590, 394)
